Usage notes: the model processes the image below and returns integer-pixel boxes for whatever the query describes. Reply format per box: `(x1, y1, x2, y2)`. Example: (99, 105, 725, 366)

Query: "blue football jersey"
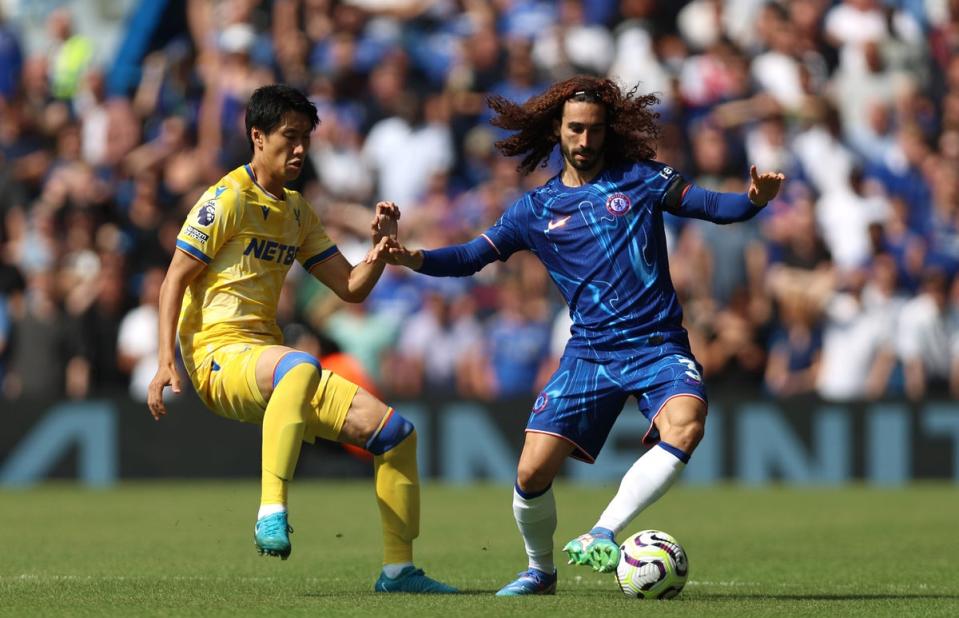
(481, 160, 687, 359)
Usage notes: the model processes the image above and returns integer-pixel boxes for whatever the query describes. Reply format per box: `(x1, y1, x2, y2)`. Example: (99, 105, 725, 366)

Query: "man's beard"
(563, 145, 601, 171)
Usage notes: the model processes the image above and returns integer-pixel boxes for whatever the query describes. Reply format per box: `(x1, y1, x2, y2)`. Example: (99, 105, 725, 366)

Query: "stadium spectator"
(815, 167, 890, 272)
(0, 262, 24, 386)
(765, 194, 836, 315)
(46, 8, 93, 101)
(364, 90, 454, 209)
(4, 270, 74, 399)
(897, 269, 957, 400)
(814, 261, 901, 401)
(764, 292, 821, 397)
(532, 0, 615, 77)
(689, 287, 769, 387)
(480, 278, 552, 399)
(389, 289, 482, 397)
(321, 298, 400, 384)
(309, 106, 373, 202)
(117, 267, 165, 401)
(0, 11, 22, 100)
(70, 254, 128, 397)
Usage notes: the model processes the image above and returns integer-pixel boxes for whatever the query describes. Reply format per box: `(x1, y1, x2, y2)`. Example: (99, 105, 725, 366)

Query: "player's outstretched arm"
(310, 241, 392, 302)
(367, 197, 520, 276)
(147, 250, 206, 420)
(368, 236, 500, 277)
(309, 202, 399, 302)
(666, 165, 785, 224)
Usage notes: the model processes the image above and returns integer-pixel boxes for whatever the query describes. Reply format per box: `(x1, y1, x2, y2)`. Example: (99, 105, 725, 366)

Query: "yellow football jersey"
(175, 165, 338, 377)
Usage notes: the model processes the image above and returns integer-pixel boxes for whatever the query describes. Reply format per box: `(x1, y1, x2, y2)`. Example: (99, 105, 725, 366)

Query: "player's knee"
(272, 351, 321, 389)
(515, 464, 553, 495)
(365, 409, 415, 455)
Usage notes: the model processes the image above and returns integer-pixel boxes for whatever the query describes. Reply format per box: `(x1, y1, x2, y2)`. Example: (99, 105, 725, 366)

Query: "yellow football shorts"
(192, 343, 358, 443)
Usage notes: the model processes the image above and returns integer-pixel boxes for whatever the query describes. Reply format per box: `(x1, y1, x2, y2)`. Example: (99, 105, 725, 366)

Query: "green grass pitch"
(1, 482, 957, 616)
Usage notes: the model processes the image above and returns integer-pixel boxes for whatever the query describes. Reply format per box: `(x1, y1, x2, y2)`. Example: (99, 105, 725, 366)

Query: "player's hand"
(747, 165, 785, 206)
(147, 361, 181, 421)
(382, 238, 423, 269)
(371, 201, 400, 243)
(364, 236, 394, 264)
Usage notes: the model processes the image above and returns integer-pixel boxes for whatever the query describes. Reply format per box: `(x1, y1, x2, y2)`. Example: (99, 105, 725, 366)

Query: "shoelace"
(515, 569, 552, 586)
(258, 515, 291, 537)
(398, 569, 434, 591)
(401, 569, 455, 592)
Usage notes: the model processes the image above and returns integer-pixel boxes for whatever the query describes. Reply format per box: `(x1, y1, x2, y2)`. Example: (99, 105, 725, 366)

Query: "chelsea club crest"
(605, 193, 631, 216)
(532, 392, 549, 413)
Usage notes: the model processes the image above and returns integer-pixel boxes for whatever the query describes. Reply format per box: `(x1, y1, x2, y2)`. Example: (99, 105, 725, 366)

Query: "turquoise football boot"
(495, 568, 557, 596)
(254, 512, 292, 560)
(563, 526, 620, 573)
(374, 566, 458, 593)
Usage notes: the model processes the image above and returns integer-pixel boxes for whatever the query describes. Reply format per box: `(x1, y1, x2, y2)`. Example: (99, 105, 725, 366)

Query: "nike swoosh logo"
(547, 215, 571, 231)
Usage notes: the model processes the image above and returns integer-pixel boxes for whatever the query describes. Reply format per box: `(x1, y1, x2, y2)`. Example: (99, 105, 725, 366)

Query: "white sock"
(512, 485, 557, 574)
(594, 442, 688, 535)
(382, 561, 414, 578)
(257, 503, 286, 520)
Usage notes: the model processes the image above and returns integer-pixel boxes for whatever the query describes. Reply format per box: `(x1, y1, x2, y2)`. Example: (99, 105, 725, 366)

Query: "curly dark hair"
(488, 75, 661, 175)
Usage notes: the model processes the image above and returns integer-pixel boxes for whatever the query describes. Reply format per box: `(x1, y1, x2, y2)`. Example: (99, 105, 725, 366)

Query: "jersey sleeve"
(479, 196, 529, 260)
(642, 161, 690, 214)
(417, 197, 528, 277)
(176, 185, 243, 264)
(648, 160, 762, 224)
(296, 205, 339, 271)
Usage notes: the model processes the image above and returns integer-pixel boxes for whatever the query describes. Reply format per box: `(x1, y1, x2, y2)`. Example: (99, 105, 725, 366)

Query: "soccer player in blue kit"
(371, 76, 785, 595)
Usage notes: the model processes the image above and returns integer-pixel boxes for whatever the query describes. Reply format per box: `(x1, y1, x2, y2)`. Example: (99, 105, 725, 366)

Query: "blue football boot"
(374, 566, 458, 593)
(495, 568, 557, 596)
(254, 512, 292, 560)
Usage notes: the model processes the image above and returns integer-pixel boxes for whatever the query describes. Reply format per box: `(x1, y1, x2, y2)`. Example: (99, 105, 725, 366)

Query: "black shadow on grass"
(695, 593, 959, 601)
(297, 591, 959, 600)
(299, 590, 502, 598)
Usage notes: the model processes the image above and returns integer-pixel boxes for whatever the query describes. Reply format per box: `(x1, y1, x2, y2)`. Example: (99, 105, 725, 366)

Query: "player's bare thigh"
(516, 432, 576, 493)
(254, 345, 387, 446)
(336, 388, 388, 447)
(653, 395, 707, 454)
(254, 345, 299, 400)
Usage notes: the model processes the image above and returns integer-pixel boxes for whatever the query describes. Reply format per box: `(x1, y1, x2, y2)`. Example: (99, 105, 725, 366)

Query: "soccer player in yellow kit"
(146, 85, 455, 593)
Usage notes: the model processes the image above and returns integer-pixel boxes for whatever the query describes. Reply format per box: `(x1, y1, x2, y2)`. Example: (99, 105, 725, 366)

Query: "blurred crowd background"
(1, 0, 958, 406)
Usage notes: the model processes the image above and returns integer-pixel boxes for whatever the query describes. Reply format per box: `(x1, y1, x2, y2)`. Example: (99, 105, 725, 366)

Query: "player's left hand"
(371, 201, 400, 243)
(747, 165, 785, 206)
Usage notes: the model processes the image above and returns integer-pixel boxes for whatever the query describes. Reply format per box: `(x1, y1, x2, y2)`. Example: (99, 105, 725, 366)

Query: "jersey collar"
(244, 164, 284, 202)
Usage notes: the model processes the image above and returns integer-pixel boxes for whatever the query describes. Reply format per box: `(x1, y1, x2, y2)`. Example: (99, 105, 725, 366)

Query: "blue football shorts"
(527, 344, 707, 463)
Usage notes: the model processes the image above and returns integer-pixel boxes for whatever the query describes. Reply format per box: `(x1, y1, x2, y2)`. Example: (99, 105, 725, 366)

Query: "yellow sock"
(373, 430, 420, 564)
(260, 363, 321, 507)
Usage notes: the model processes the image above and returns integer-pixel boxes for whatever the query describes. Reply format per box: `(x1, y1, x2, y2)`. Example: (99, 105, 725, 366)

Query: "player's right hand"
(147, 362, 182, 421)
(371, 201, 400, 243)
